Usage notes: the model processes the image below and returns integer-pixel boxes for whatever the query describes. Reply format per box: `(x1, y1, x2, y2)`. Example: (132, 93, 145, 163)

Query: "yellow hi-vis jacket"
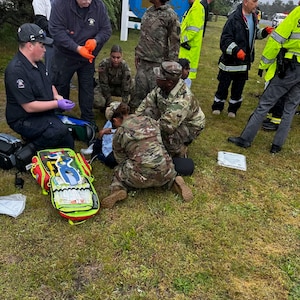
(179, 1, 205, 79)
(259, 6, 300, 82)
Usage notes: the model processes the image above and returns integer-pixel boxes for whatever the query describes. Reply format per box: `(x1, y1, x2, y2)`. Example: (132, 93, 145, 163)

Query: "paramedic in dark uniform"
(49, 0, 112, 122)
(5, 23, 75, 151)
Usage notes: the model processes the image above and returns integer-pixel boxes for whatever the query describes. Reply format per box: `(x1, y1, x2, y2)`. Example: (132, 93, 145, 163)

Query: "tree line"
(0, 0, 298, 32)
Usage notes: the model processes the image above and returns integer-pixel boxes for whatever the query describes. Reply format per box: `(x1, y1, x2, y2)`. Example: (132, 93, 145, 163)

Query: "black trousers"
(51, 51, 95, 122)
(11, 114, 74, 151)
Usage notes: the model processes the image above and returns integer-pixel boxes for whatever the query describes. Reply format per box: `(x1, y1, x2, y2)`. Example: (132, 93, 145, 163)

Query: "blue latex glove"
(57, 99, 75, 111)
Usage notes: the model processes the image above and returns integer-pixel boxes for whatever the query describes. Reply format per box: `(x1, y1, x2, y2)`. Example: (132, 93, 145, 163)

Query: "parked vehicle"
(271, 13, 288, 27)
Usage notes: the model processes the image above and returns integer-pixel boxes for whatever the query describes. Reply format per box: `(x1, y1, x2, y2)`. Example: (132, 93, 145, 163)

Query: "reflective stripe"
(287, 51, 300, 56)
(226, 42, 237, 55)
(190, 67, 197, 73)
(261, 55, 276, 64)
(271, 31, 286, 44)
(290, 33, 300, 40)
(186, 26, 201, 32)
(229, 98, 242, 104)
(271, 117, 281, 124)
(218, 62, 247, 72)
(214, 96, 225, 103)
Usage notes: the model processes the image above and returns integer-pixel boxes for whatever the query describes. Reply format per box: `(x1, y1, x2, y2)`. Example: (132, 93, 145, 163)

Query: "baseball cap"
(17, 23, 53, 45)
(153, 61, 182, 81)
(105, 101, 121, 120)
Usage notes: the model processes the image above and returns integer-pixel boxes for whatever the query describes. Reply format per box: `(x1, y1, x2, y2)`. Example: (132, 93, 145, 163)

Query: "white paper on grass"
(0, 193, 26, 218)
(217, 151, 247, 171)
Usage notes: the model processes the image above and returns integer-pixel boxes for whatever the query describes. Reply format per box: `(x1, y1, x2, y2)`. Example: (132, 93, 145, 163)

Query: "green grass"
(0, 18, 299, 299)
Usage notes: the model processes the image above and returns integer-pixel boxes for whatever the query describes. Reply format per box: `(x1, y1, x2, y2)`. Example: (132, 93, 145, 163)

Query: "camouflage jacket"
(113, 114, 174, 173)
(135, 4, 180, 63)
(136, 79, 206, 134)
(98, 58, 132, 100)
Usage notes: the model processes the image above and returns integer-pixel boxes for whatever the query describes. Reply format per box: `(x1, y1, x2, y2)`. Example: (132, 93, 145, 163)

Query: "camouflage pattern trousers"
(110, 160, 176, 192)
(130, 60, 160, 110)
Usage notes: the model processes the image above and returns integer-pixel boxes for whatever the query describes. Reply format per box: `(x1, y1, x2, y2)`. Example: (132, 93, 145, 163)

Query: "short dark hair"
(178, 58, 190, 69)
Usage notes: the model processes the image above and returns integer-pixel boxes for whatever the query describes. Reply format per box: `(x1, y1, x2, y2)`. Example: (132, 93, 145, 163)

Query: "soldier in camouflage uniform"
(101, 103, 193, 209)
(130, 0, 180, 111)
(136, 61, 206, 158)
(94, 45, 133, 109)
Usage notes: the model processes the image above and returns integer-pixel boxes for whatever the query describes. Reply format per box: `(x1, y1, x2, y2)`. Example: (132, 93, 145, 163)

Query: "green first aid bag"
(31, 148, 100, 225)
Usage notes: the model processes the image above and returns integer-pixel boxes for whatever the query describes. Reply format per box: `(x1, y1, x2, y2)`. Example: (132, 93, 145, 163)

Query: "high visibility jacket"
(179, 1, 204, 79)
(260, 6, 300, 82)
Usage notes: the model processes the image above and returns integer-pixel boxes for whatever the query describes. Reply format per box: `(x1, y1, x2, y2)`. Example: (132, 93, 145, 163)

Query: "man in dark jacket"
(211, 0, 273, 118)
(49, 0, 112, 122)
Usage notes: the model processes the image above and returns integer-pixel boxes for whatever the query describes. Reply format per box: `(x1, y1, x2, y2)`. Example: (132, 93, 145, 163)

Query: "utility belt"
(277, 49, 298, 79)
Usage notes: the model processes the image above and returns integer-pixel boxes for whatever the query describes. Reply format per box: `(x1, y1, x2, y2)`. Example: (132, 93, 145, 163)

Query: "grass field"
(0, 17, 299, 299)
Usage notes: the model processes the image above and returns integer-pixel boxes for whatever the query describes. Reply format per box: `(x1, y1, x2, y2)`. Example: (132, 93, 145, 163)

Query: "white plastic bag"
(0, 193, 26, 218)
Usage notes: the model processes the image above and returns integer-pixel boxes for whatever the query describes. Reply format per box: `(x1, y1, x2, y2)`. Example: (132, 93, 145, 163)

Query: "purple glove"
(57, 99, 75, 111)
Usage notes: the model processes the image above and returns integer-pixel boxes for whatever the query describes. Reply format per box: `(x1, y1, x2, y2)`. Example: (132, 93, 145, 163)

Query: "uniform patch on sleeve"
(16, 79, 25, 89)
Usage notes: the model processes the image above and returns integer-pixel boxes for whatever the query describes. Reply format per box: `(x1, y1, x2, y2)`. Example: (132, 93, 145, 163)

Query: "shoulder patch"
(16, 79, 25, 89)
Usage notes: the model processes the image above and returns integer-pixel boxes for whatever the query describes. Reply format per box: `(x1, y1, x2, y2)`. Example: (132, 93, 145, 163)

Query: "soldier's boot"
(101, 189, 127, 209)
(172, 176, 193, 202)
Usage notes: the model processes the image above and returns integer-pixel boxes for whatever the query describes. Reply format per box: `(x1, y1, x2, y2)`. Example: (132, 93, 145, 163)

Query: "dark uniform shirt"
(5, 51, 54, 125)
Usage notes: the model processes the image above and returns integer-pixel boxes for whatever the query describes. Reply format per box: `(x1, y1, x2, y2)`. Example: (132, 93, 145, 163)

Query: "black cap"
(17, 23, 53, 45)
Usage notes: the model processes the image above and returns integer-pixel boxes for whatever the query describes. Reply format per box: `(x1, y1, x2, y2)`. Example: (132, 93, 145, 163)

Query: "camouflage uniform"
(95, 58, 133, 108)
(110, 114, 177, 192)
(131, 4, 180, 109)
(136, 79, 206, 157)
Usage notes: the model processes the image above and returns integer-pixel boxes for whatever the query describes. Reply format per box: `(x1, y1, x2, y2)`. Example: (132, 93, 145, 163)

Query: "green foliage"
(211, 0, 234, 16)
(0, 0, 122, 30)
(0, 0, 34, 27)
(103, 0, 121, 30)
(253, 0, 297, 19)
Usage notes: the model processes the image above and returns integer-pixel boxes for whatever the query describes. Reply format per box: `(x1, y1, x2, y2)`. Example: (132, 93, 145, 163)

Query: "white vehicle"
(271, 13, 287, 28)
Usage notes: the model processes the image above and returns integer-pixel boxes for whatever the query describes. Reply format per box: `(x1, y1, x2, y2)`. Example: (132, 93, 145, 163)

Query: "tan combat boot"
(101, 189, 128, 209)
(173, 176, 193, 202)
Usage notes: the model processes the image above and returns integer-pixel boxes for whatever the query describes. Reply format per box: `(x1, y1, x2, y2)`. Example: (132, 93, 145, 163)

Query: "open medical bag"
(57, 114, 98, 145)
(31, 148, 100, 224)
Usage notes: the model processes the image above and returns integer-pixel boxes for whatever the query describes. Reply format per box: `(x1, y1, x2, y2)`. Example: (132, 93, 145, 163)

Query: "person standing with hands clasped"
(211, 0, 273, 118)
(228, 6, 300, 153)
(49, 0, 112, 122)
(5, 23, 75, 151)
